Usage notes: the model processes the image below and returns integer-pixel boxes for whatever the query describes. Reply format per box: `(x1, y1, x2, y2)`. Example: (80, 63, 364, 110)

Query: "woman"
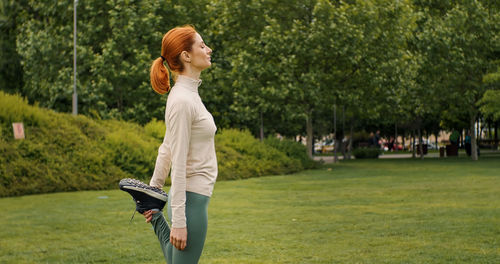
(145, 25, 217, 264)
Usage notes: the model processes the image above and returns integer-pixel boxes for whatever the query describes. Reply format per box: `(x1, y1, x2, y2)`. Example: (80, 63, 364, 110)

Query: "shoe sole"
(119, 179, 168, 202)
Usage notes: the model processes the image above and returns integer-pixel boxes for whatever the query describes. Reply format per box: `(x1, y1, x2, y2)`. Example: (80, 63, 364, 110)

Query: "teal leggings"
(150, 191, 210, 264)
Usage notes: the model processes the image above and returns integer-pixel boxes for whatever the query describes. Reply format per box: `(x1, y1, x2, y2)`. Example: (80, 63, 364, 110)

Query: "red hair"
(150, 25, 197, 94)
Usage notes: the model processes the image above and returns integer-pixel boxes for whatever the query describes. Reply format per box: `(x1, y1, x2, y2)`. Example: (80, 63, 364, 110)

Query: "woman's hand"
(143, 210, 156, 223)
(170, 227, 187, 251)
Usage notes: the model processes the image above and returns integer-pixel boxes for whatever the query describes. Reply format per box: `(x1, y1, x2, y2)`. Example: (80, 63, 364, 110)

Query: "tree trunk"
(418, 127, 424, 160)
(489, 121, 492, 141)
(306, 109, 313, 158)
(495, 122, 498, 149)
(461, 129, 465, 148)
(477, 118, 481, 142)
(394, 123, 398, 153)
(471, 115, 478, 161)
(334, 141, 338, 162)
(333, 104, 338, 163)
(412, 130, 416, 158)
(342, 106, 347, 160)
(435, 132, 438, 151)
(402, 130, 406, 151)
(347, 122, 353, 160)
(340, 140, 346, 159)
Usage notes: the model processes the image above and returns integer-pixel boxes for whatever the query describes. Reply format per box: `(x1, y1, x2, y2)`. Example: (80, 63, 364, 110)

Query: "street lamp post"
(72, 0, 78, 115)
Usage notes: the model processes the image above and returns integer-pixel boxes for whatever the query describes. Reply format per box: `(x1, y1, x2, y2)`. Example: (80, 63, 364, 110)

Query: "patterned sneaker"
(119, 178, 168, 214)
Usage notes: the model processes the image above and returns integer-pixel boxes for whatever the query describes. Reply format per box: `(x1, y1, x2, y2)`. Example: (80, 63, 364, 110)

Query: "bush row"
(352, 147, 382, 159)
(0, 92, 316, 197)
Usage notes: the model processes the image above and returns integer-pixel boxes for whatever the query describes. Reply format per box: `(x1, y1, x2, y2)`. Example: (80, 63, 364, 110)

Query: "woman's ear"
(180, 51, 191, 63)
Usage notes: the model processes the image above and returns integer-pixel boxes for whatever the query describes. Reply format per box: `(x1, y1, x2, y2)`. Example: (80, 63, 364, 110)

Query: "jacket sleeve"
(149, 141, 171, 188)
(166, 101, 193, 228)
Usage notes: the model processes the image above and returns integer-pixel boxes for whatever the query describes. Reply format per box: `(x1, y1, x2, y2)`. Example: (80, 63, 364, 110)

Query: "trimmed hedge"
(0, 92, 315, 197)
(352, 147, 382, 159)
(264, 136, 319, 170)
(0, 92, 158, 197)
(215, 129, 303, 180)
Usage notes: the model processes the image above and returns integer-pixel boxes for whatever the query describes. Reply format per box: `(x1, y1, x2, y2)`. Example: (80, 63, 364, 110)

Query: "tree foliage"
(1, 0, 499, 160)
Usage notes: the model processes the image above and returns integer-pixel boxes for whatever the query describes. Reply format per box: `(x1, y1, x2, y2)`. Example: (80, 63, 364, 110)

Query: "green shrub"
(352, 147, 381, 159)
(0, 92, 149, 197)
(264, 136, 319, 169)
(0, 92, 308, 197)
(215, 129, 302, 180)
(215, 143, 252, 180)
(0, 91, 49, 127)
(352, 130, 371, 148)
(144, 118, 165, 141)
(103, 120, 158, 180)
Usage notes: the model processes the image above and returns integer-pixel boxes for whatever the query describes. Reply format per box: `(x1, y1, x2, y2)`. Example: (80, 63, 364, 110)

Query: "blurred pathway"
(314, 149, 499, 163)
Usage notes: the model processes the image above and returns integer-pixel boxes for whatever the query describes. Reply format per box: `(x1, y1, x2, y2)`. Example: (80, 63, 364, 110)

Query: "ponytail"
(150, 57, 170, 95)
(150, 25, 197, 95)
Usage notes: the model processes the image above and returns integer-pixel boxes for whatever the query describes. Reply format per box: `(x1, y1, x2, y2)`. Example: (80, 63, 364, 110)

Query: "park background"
(1, 0, 499, 263)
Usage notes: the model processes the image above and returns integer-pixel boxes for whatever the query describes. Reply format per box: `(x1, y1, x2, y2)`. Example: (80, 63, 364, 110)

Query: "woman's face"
(187, 33, 212, 71)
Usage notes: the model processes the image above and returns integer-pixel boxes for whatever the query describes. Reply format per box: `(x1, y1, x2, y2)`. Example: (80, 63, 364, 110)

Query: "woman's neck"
(180, 66, 202, 80)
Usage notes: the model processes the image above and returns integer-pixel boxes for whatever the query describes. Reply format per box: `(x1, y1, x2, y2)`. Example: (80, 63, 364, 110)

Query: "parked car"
(314, 140, 335, 154)
(314, 143, 322, 153)
(425, 141, 439, 150)
(322, 140, 335, 153)
(383, 142, 403, 151)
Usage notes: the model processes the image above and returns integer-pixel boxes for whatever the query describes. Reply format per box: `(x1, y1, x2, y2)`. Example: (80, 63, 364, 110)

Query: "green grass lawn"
(0, 157, 499, 263)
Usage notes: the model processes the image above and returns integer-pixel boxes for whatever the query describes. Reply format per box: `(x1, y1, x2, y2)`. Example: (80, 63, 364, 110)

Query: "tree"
(11, 0, 212, 124)
(479, 67, 500, 121)
(3, 0, 499, 153)
(203, 0, 322, 136)
(0, 0, 24, 94)
(418, 1, 500, 160)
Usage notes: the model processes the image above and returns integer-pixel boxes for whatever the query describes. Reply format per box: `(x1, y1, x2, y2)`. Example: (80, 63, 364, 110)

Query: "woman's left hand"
(170, 227, 188, 251)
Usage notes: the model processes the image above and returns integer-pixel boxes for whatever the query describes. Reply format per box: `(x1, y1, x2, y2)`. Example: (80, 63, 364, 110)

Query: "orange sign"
(12, 122, 25, 139)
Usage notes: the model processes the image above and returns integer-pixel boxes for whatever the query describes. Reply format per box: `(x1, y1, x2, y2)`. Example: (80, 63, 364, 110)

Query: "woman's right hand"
(143, 210, 156, 223)
(170, 227, 188, 251)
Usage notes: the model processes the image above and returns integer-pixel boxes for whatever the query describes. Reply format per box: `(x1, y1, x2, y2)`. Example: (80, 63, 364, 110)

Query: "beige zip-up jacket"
(150, 75, 218, 228)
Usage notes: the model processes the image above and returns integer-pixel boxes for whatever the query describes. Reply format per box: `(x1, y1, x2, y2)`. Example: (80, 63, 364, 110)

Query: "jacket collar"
(175, 75, 202, 93)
